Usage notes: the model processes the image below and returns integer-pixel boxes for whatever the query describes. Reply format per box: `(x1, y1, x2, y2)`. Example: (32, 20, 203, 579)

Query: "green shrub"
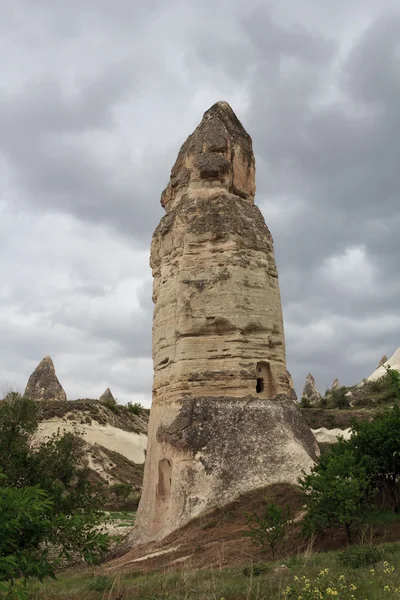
(245, 500, 292, 557)
(337, 545, 381, 569)
(126, 402, 143, 415)
(110, 482, 133, 501)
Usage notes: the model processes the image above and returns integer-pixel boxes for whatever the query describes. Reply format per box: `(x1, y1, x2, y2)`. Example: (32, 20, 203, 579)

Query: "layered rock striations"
(129, 102, 318, 547)
(24, 355, 67, 402)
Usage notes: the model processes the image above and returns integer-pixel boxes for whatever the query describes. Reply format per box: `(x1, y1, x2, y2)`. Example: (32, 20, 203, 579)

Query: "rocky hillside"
(34, 399, 150, 508)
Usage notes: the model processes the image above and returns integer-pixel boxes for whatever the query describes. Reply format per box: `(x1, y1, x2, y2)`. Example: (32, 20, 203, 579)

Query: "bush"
(0, 394, 110, 596)
(245, 500, 292, 557)
(337, 545, 381, 569)
(330, 387, 350, 409)
(110, 482, 133, 501)
(300, 397, 311, 408)
(299, 444, 370, 543)
(126, 402, 143, 415)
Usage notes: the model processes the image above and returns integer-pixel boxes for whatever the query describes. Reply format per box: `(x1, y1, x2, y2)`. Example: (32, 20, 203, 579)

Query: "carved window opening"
(156, 459, 172, 502)
(256, 361, 276, 398)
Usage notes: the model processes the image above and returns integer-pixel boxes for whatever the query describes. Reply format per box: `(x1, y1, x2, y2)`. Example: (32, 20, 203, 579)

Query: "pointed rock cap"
(302, 373, 322, 404)
(161, 101, 255, 212)
(331, 378, 339, 391)
(24, 356, 67, 402)
(99, 388, 116, 404)
(378, 355, 388, 368)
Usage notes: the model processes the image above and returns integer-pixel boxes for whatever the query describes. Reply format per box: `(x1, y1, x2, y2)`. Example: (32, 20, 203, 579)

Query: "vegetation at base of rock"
(0, 393, 111, 598)
(26, 542, 400, 599)
(245, 499, 293, 557)
(299, 396, 400, 542)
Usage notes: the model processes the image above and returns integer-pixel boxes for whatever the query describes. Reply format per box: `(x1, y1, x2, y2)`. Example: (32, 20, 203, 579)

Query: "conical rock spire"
(24, 356, 67, 402)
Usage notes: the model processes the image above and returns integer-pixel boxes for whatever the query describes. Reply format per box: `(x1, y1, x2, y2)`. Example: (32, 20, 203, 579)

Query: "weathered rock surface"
(378, 355, 388, 368)
(331, 378, 340, 391)
(302, 373, 322, 405)
(24, 356, 67, 402)
(287, 370, 297, 402)
(367, 348, 400, 382)
(127, 102, 319, 547)
(99, 388, 116, 404)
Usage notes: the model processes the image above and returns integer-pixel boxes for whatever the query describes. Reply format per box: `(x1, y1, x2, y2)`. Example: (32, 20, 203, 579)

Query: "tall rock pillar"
(130, 102, 318, 546)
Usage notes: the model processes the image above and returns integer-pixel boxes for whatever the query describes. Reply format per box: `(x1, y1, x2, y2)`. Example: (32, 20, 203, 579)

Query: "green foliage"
(337, 545, 381, 569)
(349, 403, 400, 510)
(300, 378, 400, 542)
(386, 365, 400, 400)
(299, 397, 311, 408)
(330, 386, 350, 409)
(245, 500, 292, 557)
(110, 482, 133, 501)
(126, 401, 143, 415)
(299, 444, 370, 542)
(0, 395, 110, 596)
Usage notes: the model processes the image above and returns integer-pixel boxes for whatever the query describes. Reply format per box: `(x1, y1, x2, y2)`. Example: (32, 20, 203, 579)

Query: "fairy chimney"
(99, 388, 116, 404)
(378, 355, 388, 368)
(302, 373, 322, 405)
(24, 356, 67, 402)
(126, 102, 318, 548)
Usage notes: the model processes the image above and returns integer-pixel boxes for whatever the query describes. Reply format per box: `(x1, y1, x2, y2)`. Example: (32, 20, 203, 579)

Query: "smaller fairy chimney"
(24, 356, 67, 402)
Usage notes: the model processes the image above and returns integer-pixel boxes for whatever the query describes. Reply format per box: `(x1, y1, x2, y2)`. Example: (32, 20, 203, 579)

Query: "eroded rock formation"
(128, 102, 319, 547)
(302, 373, 322, 405)
(24, 356, 67, 402)
(287, 369, 298, 402)
(378, 355, 388, 368)
(331, 378, 340, 391)
(367, 347, 400, 382)
(99, 388, 116, 404)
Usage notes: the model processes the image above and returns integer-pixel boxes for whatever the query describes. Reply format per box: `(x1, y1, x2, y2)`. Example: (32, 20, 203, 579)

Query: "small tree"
(299, 444, 370, 543)
(0, 474, 109, 599)
(245, 500, 292, 558)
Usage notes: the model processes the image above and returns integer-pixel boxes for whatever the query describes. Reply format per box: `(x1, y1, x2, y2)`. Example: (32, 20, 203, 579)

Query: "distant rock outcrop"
(331, 378, 340, 391)
(367, 348, 400, 382)
(378, 355, 388, 368)
(24, 356, 67, 402)
(99, 388, 116, 404)
(302, 373, 322, 405)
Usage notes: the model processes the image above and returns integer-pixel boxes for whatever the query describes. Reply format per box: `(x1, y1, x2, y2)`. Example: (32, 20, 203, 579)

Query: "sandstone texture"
(129, 102, 319, 547)
(99, 388, 116, 404)
(287, 370, 297, 402)
(24, 356, 67, 402)
(302, 373, 322, 405)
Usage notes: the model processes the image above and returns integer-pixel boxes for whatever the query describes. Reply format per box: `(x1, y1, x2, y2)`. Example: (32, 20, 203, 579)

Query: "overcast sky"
(1, 1, 399, 405)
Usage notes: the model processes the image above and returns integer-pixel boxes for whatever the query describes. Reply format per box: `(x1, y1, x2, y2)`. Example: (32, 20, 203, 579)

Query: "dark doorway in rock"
(256, 361, 276, 398)
(256, 378, 264, 393)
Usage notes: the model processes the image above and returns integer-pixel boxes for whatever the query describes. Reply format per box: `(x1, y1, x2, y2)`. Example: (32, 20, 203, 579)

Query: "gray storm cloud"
(1, 1, 399, 403)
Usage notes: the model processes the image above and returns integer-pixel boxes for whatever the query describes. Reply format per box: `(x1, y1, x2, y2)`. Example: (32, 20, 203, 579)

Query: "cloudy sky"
(1, 0, 399, 404)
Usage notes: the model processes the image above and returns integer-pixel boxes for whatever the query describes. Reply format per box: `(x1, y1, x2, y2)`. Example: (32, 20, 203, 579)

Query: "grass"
(27, 541, 400, 599)
(107, 510, 136, 527)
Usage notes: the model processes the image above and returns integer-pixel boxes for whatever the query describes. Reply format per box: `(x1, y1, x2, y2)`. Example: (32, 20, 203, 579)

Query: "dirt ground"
(103, 483, 400, 576)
